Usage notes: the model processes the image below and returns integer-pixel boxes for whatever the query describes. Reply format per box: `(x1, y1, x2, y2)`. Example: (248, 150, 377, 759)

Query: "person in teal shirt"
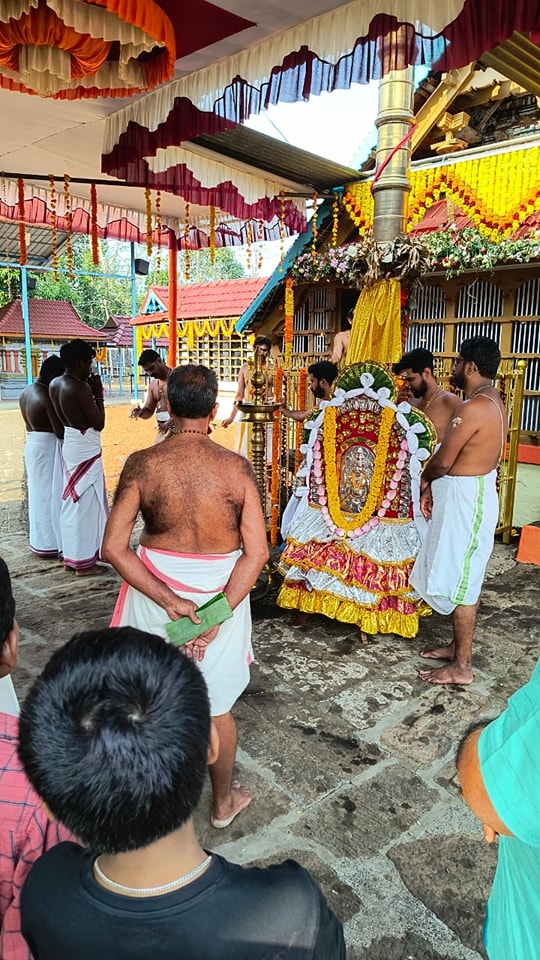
(458, 659, 540, 959)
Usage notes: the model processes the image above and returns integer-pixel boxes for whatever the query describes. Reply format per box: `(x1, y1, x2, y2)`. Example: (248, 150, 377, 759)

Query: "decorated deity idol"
(277, 361, 436, 641)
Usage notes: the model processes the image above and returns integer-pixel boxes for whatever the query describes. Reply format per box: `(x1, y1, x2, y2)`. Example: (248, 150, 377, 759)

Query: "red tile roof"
(135, 278, 268, 324)
(99, 315, 133, 348)
(0, 300, 107, 340)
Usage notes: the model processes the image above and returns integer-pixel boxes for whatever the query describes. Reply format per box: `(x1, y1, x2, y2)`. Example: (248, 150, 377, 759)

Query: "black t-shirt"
(21, 843, 345, 959)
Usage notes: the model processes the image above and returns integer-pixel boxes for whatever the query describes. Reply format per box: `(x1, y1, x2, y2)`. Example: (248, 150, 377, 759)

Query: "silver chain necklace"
(468, 384, 491, 400)
(94, 854, 212, 895)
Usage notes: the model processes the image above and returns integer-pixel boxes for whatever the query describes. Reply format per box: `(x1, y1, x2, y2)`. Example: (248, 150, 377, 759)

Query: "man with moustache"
(393, 348, 462, 442)
(410, 337, 507, 686)
(281, 360, 338, 423)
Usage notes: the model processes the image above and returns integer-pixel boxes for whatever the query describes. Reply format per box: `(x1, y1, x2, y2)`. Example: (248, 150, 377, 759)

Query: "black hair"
(253, 336, 272, 350)
(458, 336, 501, 379)
(18, 627, 211, 853)
(0, 557, 15, 647)
(308, 360, 338, 385)
(59, 340, 95, 367)
(138, 349, 160, 365)
(167, 364, 218, 419)
(39, 355, 65, 385)
(392, 347, 435, 376)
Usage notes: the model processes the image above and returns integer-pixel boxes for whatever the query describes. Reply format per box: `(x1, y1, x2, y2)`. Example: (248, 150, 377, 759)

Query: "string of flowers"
(155, 190, 162, 273)
(319, 405, 395, 535)
(49, 175, 58, 281)
(145, 187, 152, 257)
(283, 278, 294, 367)
(63, 175, 73, 280)
(245, 219, 253, 274)
(270, 366, 284, 547)
(17, 179, 26, 266)
(184, 202, 190, 281)
(278, 190, 286, 270)
(331, 194, 340, 247)
(209, 205, 216, 268)
(90, 182, 99, 266)
(311, 191, 318, 259)
(257, 217, 264, 272)
(294, 368, 307, 473)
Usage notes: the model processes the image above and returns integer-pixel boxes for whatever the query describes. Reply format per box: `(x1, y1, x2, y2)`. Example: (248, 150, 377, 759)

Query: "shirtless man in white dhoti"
(410, 336, 507, 686)
(393, 347, 462, 443)
(49, 340, 108, 577)
(130, 349, 172, 441)
(103, 364, 268, 830)
(19, 355, 65, 559)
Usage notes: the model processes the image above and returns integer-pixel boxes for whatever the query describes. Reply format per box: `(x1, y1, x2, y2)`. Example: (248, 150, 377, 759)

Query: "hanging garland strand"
(49, 174, 58, 281)
(17, 179, 27, 266)
(209, 204, 216, 268)
(270, 366, 284, 547)
(294, 368, 307, 473)
(90, 182, 99, 266)
(278, 190, 286, 270)
(283, 278, 294, 368)
(184, 202, 191, 282)
(311, 190, 319, 259)
(63, 174, 73, 281)
(155, 190, 162, 274)
(331, 194, 340, 247)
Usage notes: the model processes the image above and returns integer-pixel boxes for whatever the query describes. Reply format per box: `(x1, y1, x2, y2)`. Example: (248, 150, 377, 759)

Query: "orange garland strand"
(283, 278, 294, 367)
(90, 182, 99, 266)
(17, 179, 26, 266)
(184, 202, 190, 281)
(294, 368, 307, 473)
(63, 174, 73, 280)
(270, 366, 284, 547)
(49, 175, 58, 281)
(311, 191, 318, 259)
(155, 190, 162, 274)
(145, 187, 152, 257)
(209, 205, 216, 267)
(278, 190, 286, 270)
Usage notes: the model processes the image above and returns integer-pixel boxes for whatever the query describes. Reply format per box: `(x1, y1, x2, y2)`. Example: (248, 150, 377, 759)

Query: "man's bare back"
(19, 383, 63, 436)
(50, 372, 104, 432)
(117, 437, 257, 555)
(414, 390, 462, 443)
(448, 388, 507, 476)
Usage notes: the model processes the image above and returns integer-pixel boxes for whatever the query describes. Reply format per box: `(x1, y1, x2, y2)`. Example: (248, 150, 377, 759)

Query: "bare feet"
(358, 629, 369, 646)
(418, 662, 473, 685)
(74, 564, 108, 577)
(419, 642, 455, 661)
(211, 781, 253, 829)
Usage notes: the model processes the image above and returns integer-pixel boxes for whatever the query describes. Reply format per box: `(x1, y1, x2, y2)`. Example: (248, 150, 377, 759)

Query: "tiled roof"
(99, 315, 133, 348)
(0, 300, 107, 340)
(136, 278, 268, 323)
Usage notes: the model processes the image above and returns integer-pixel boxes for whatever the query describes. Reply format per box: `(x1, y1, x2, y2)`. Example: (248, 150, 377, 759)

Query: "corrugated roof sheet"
(0, 299, 107, 339)
(135, 277, 268, 324)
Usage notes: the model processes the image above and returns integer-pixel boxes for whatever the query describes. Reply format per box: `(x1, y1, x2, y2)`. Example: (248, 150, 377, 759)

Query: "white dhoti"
(60, 427, 108, 571)
(0, 676, 19, 716)
(24, 432, 63, 557)
(110, 546, 253, 715)
(410, 470, 499, 615)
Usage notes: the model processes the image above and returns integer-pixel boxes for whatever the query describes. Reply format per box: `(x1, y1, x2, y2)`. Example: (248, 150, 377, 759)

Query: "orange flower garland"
(270, 366, 284, 547)
(283, 278, 294, 367)
(257, 217, 264, 273)
(294, 367, 307, 473)
(209, 205, 216, 267)
(311, 191, 318, 259)
(184, 202, 190, 281)
(246, 219, 253, 274)
(155, 190, 162, 273)
(17, 179, 26, 266)
(278, 190, 286, 269)
(49, 175, 58, 281)
(145, 187, 152, 257)
(63, 175, 73, 280)
(90, 182, 99, 266)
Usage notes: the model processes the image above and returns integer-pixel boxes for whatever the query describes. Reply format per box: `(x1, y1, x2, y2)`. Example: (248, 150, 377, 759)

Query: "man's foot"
(293, 612, 309, 628)
(358, 628, 369, 646)
(419, 642, 455, 661)
(74, 564, 108, 577)
(211, 782, 253, 829)
(418, 662, 473, 685)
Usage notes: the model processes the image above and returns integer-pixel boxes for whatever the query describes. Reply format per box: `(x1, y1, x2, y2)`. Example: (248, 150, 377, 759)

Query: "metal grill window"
(177, 334, 249, 382)
(514, 278, 540, 317)
(292, 286, 334, 366)
(409, 284, 446, 320)
(456, 280, 504, 319)
(522, 396, 540, 433)
(405, 323, 445, 353)
(455, 321, 502, 346)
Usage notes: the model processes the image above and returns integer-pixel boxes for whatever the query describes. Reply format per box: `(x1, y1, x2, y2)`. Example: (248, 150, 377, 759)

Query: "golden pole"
(237, 347, 280, 510)
(500, 359, 527, 544)
(372, 65, 415, 242)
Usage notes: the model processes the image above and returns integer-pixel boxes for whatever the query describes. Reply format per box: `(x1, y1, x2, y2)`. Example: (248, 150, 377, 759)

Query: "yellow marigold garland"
(90, 182, 99, 266)
(209, 205, 216, 267)
(63, 174, 73, 281)
(145, 187, 152, 256)
(331, 194, 339, 247)
(311, 191, 318, 258)
(322, 405, 394, 533)
(283, 278, 294, 367)
(294, 367, 307, 473)
(17, 178, 26, 266)
(49, 174, 58, 281)
(270, 366, 284, 547)
(184, 202, 190, 281)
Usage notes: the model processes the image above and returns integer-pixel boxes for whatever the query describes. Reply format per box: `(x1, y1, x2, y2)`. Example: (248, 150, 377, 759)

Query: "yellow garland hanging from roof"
(323, 405, 394, 533)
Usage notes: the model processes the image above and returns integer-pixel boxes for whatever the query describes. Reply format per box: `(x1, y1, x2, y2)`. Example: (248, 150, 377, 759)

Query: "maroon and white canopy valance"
(102, 0, 540, 219)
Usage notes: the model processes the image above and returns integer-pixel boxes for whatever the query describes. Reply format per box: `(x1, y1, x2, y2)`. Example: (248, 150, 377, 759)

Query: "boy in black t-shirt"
(18, 627, 345, 959)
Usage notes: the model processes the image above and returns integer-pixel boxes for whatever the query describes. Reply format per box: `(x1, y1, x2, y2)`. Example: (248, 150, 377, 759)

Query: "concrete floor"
(3, 526, 538, 959)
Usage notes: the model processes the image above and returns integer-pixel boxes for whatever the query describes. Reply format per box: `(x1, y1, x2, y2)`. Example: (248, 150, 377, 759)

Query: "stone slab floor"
(2, 531, 538, 959)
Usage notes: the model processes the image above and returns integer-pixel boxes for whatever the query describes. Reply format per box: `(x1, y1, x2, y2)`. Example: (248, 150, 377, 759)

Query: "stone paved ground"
(3, 530, 538, 959)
